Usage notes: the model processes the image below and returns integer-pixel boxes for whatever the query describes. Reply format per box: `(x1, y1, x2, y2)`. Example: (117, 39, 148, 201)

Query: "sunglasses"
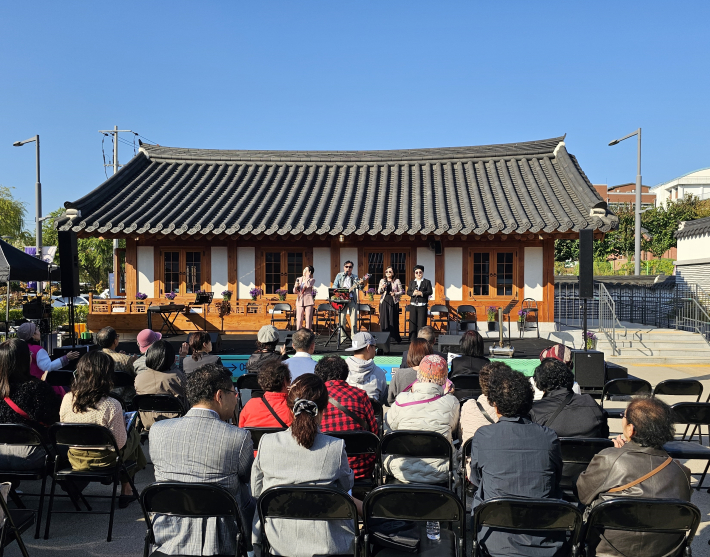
(345, 265, 353, 269)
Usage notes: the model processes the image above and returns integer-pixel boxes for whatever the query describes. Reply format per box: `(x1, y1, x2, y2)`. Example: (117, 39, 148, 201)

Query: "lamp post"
(608, 128, 642, 276)
(12, 136, 42, 261)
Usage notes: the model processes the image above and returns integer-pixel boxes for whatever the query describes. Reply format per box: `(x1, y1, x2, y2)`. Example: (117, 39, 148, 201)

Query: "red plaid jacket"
(321, 380, 379, 479)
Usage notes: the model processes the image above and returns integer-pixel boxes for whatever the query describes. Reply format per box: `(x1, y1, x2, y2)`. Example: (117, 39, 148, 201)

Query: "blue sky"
(1, 1, 708, 222)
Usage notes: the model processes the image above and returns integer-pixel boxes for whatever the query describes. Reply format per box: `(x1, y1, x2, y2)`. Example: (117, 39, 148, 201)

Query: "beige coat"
(134, 368, 188, 428)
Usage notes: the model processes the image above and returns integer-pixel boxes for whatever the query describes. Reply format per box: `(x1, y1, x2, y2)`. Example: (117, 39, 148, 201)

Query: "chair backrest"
(49, 423, 119, 452)
(142, 481, 241, 518)
(325, 430, 380, 456)
(272, 303, 292, 312)
(236, 373, 260, 391)
(457, 305, 477, 318)
(653, 379, 703, 400)
(132, 394, 185, 415)
(559, 437, 614, 464)
(112, 371, 134, 387)
(583, 498, 700, 556)
(430, 304, 449, 314)
(522, 298, 538, 310)
(0, 423, 49, 451)
(317, 303, 334, 312)
(602, 378, 652, 405)
(44, 370, 75, 387)
(378, 431, 452, 460)
(451, 374, 482, 390)
(245, 427, 287, 449)
(357, 304, 372, 313)
(670, 402, 710, 426)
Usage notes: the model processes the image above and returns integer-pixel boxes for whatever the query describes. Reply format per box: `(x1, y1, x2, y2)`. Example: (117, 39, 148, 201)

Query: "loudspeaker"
(438, 334, 463, 355)
(209, 332, 222, 353)
(52, 344, 98, 371)
(429, 240, 443, 256)
(370, 332, 391, 354)
(571, 349, 605, 389)
(579, 229, 594, 299)
(58, 230, 80, 298)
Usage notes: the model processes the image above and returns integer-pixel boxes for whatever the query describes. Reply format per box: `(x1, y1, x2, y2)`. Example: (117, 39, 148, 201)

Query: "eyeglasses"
(222, 388, 238, 396)
(620, 411, 626, 419)
(345, 265, 353, 269)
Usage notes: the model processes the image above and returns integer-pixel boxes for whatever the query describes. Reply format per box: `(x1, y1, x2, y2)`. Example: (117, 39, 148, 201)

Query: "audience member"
(60, 351, 146, 508)
(315, 355, 378, 479)
(459, 361, 503, 442)
(150, 364, 255, 556)
(96, 326, 138, 403)
(384, 355, 459, 484)
(470, 365, 563, 557)
(539, 344, 573, 368)
(246, 325, 287, 374)
(133, 329, 188, 375)
(344, 332, 387, 404)
(529, 358, 608, 438)
(17, 322, 78, 397)
(283, 328, 317, 379)
(251, 374, 357, 557)
(134, 340, 188, 429)
(449, 330, 490, 378)
(182, 331, 223, 374)
(577, 397, 691, 557)
(387, 338, 432, 404)
(399, 325, 444, 367)
(239, 361, 293, 444)
(0, 339, 61, 470)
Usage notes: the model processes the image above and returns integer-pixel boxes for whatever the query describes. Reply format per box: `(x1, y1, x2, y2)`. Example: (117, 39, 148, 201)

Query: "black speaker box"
(370, 332, 391, 354)
(579, 229, 594, 299)
(209, 332, 222, 353)
(58, 230, 80, 298)
(571, 349, 605, 389)
(428, 240, 443, 256)
(437, 334, 463, 355)
(277, 331, 293, 351)
(52, 344, 99, 371)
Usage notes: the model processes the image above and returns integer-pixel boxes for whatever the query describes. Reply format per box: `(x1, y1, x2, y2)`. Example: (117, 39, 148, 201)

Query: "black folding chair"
(429, 304, 449, 333)
(521, 298, 540, 338)
(270, 303, 293, 331)
(369, 399, 384, 437)
(601, 378, 653, 419)
(141, 482, 247, 557)
(132, 394, 186, 443)
(357, 304, 373, 332)
(664, 402, 710, 490)
(472, 497, 584, 557)
(0, 482, 34, 557)
(236, 373, 263, 417)
(403, 305, 413, 338)
(450, 375, 482, 402)
(244, 427, 286, 452)
(362, 485, 465, 557)
(0, 424, 54, 539)
(257, 486, 359, 556)
(113, 372, 134, 387)
(315, 303, 336, 336)
(325, 431, 380, 498)
(558, 438, 614, 501)
(456, 305, 477, 332)
(45, 423, 139, 542)
(653, 380, 704, 440)
(458, 437, 474, 504)
(582, 498, 700, 557)
(44, 370, 74, 387)
(378, 431, 454, 490)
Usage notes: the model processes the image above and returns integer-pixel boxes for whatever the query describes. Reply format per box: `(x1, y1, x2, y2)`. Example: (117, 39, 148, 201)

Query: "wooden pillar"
(542, 238, 555, 322)
(330, 239, 340, 285)
(125, 238, 137, 300)
(228, 240, 238, 299)
(435, 249, 445, 302)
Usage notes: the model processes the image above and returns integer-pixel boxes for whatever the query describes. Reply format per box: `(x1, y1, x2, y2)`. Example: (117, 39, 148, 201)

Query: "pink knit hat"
(417, 354, 448, 385)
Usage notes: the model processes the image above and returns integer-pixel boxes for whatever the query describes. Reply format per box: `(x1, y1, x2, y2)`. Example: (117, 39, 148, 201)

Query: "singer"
(294, 265, 315, 329)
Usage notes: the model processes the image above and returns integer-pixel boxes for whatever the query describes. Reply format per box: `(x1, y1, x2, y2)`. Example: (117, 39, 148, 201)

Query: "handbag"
(368, 519, 420, 553)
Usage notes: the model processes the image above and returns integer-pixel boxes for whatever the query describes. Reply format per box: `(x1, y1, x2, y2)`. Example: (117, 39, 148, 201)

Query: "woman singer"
(294, 265, 315, 330)
(377, 266, 402, 343)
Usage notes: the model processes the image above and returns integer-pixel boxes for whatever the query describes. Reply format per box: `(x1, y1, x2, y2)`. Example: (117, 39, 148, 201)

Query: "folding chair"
(582, 498, 700, 557)
(44, 370, 74, 387)
(324, 431, 380, 498)
(521, 298, 540, 338)
(458, 437, 474, 504)
(0, 482, 34, 557)
(369, 399, 384, 437)
(456, 305, 477, 332)
(141, 482, 247, 557)
(244, 427, 286, 452)
(358, 304, 373, 332)
(558, 438, 613, 501)
(44, 423, 140, 542)
(450, 375, 482, 402)
(378, 431, 454, 490)
(472, 497, 584, 557)
(112, 372, 134, 387)
(257, 486, 359, 556)
(362, 485, 465, 557)
(601, 378, 652, 419)
(236, 373, 263, 418)
(315, 303, 336, 336)
(270, 303, 293, 331)
(664, 402, 710, 490)
(653, 380, 704, 440)
(132, 394, 186, 443)
(403, 305, 413, 338)
(429, 305, 449, 333)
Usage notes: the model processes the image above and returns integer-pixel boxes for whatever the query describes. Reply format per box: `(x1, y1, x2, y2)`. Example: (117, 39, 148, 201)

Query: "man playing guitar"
(332, 261, 370, 344)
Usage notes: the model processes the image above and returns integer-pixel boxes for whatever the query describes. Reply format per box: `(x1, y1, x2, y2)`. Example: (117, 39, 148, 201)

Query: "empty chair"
(601, 378, 652, 419)
(358, 304, 373, 332)
(456, 304, 477, 332)
(270, 302, 293, 330)
(582, 498, 700, 557)
(664, 402, 710, 489)
(325, 430, 380, 499)
(450, 374, 482, 402)
(472, 497, 583, 557)
(429, 304, 449, 333)
(0, 481, 34, 557)
(315, 303, 336, 335)
(559, 438, 614, 501)
(654, 380, 704, 439)
(141, 482, 248, 557)
(378, 431, 454, 489)
(520, 298, 540, 338)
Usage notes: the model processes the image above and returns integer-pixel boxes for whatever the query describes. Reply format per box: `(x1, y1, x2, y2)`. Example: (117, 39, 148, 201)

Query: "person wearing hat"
(246, 325, 288, 374)
(405, 264, 433, 341)
(344, 332, 387, 404)
(133, 329, 189, 375)
(17, 322, 79, 397)
(384, 354, 460, 485)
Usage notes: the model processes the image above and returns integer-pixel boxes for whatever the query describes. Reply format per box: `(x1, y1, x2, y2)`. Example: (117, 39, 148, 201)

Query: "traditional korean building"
(56, 136, 617, 333)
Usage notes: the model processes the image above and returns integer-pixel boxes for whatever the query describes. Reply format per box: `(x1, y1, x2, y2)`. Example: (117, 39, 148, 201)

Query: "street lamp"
(608, 128, 642, 276)
(12, 135, 42, 260)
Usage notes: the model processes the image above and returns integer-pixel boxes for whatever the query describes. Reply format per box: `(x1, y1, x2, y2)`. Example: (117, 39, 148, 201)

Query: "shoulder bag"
(543, 392, 574, 428)
(261, 397, 288, 428)
(328, 397, 368, 430)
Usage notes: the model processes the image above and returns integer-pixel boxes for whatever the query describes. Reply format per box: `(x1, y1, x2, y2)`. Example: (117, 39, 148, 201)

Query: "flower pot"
(586, 339, 598, 351)
(368, 295, 375, 301)
(251, 296, 257, 301)
(278, 295, 286, 301)
(487, 322, 497, 332)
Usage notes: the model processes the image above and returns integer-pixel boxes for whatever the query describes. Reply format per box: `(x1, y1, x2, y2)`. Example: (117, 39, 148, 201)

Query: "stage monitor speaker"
(438, 334, 463, 356)
(52, 344, 99, 371)
(370, 332, 391, 354)
(579, 229, 594, 299)
(428, 240, 443, 256)
(209, 332, 222, 353)
(571, 349, 605, 389)
(58, 230, 80, 298)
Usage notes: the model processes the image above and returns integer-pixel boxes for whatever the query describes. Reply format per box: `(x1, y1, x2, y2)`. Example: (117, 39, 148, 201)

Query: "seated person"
(283, 328, 317, 380)
(529, 358, 608, 438)
(251, 374, 358, 557)
(459, 361, 505, 443)
(387, 338, 432, 405)
(182, 331, 222, 374)
(150, 365, 255, 556)
(399, 325, 445, 367)
(0, 339, 61, 470)
(344, 332, 388, 404)
(384, 355, 459, 485)
(96, 325, 138, 404)
(239, 361, 293, 448)
(470, 365, 563, 557)
(315, 355, 378, 479)
(134, 340, 188, 429)
(449, 330, 490, 378)
(246, 325, 287, 374)
(577, 397, 691, 557)
(133, 329, 188, 375)
(60, 351, 146, 508)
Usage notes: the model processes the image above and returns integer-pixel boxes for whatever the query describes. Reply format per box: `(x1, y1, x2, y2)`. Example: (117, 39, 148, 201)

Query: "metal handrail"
(675, 296, 710, 346)
(598, 283, 626, 356)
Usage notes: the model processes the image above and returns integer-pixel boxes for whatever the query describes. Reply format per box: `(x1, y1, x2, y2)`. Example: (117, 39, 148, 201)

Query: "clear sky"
(1, 1, 708, 221)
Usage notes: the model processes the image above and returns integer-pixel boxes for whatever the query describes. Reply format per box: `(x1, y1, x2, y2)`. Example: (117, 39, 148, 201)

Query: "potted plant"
(486, 305, 498, 332)
(222, 290, 232, 301)
(275, 288, 288, 301)
(517, 309, 528, 331)
(135, 292, 148, 304)
(249, 287, 262, 302)
(367, 287, 376, 301)
(585, 331, 598, 350)
(165, 291, 177, 301)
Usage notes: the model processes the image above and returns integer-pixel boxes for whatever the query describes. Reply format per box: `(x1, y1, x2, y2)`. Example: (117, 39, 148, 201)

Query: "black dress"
(379, 281, 402, 343)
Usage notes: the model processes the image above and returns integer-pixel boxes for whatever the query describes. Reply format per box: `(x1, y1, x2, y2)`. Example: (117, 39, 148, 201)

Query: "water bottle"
(426, 521, 440, 541)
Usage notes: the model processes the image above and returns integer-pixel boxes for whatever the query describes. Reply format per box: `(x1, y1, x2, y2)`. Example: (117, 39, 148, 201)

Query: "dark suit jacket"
(449, 356, 490, 378)
(529, 388, 609, 438)
(406, 279, 433, 305)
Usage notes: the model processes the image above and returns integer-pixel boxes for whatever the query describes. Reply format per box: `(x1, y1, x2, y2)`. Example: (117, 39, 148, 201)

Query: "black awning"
(0, 240, 61, 282)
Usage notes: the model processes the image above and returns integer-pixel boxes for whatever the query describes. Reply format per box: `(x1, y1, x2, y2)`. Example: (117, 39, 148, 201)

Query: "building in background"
(652, 168, 710, 205)
(593, 183, 655, 210)
(675, 216, 710, 292)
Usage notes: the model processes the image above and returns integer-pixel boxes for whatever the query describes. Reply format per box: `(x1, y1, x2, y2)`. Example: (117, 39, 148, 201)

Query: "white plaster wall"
(444, 247, 463, 301)
(313, 247, 330, 300)
(237, 247, 256, 299)
(340, 248, 359, 277)
(524, 246, 544, 301)
(211, 247, 229, 295)
(677, 234, 710, 261)
(416, 247, 436, 289)
(137, 246, 155, 296)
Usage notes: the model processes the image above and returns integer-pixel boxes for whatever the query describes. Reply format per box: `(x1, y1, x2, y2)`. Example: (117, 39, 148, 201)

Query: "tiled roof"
(58, 136, 617, 239)
(676, 216, 710, 239)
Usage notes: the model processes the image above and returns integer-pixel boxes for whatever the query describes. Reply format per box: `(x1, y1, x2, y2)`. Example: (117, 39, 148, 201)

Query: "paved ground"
(4, 362, 710, 556)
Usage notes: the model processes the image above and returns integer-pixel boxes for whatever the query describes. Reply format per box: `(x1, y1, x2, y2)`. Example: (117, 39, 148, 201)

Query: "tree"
(0, 186, 33, 247)
(642, 195, 708, 258)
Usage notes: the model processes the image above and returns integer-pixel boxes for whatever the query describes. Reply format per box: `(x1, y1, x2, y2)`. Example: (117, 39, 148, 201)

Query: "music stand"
(193, 292, 214, 332)
(324, 288, 351, 350)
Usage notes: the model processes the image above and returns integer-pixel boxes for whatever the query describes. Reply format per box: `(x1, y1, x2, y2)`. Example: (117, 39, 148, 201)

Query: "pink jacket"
(294, 277, 315, 307)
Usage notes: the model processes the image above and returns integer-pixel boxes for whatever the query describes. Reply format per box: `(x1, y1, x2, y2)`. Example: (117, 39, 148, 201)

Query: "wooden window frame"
(466, 248, 519, 300)
(158, 248, 208, 296)
(364, 249, 411, 292)
(259, 249, 307, 299)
